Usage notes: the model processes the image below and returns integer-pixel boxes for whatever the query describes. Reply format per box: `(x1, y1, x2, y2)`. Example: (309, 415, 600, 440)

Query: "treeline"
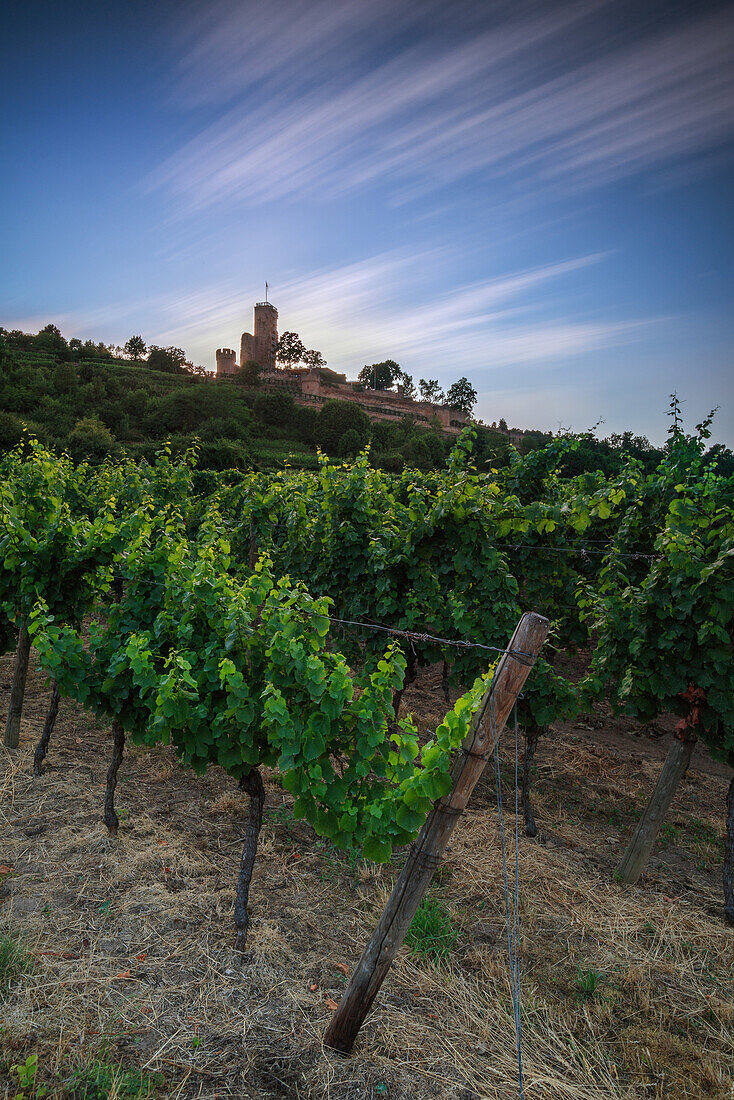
(1, 324, 732, 478)
(0, 327, 459, 472)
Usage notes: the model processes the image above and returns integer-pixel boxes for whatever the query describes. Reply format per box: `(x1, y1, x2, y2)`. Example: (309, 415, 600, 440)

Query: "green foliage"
(0, 934, 31, 998)
(27, 481, 490, 861)
(314, 399, 370, 454)
(236, 359, 261, 387)
(303, 349, 326, 368)
(254, 390, 296, 426)
(418, 379, 444, 403)
(67, 417, 115, 464)
(0, 412, 24, 451)
(9, 1054, 47, 1100)
(587, 405, 734, 766)
(146, 346, 186, 374)
(405, 893, 458, 962)
(358, 360, 402, 391)
(64, 1060, 163, 1099)
(276, 331, 306, 369)
(196, 439, 252, 471)
(338, 428, 363, 458)
(124, 336, 146, 361)
(575, 967, 604, 1000)
(4, 396, 731, 892)
(445, 377, 477, 415)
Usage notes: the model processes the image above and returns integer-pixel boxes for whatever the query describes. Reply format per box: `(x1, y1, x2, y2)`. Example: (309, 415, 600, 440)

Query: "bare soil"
(1, 650, 732, 1099)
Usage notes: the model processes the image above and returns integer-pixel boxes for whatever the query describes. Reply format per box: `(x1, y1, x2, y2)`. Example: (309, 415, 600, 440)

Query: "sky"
(1, 0, 733, 446)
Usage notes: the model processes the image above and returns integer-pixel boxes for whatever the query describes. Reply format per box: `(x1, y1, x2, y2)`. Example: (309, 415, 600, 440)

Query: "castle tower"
(253, 302, 278, 369)
(216, 348, 237, 377)
(240, 301, 278, 369)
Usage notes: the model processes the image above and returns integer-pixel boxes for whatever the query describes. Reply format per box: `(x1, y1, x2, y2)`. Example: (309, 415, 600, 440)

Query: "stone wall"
(258, 366, 468, 434)
(216, 299, 468, 434)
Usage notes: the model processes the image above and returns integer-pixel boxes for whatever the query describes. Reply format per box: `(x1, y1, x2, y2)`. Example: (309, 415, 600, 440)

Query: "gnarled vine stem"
(234, 767, 265, 951)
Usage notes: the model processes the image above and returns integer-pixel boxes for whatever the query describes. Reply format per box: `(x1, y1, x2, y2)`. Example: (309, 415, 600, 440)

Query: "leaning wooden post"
(616, 684, 704, 886)
(616, 730, 697, 885)
(324, 611, 550, 1055)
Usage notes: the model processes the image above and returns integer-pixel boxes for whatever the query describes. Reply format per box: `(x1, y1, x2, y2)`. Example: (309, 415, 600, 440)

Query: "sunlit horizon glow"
(1, 0, 732, 446)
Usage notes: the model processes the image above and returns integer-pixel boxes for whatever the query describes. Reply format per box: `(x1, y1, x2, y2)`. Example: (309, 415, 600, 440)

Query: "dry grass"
(1, 653, 732, 1099)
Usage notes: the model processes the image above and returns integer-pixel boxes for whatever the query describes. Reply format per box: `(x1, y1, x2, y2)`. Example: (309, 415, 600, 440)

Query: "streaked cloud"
(148, 249, 647, 388)
(150, 2, 734, 211)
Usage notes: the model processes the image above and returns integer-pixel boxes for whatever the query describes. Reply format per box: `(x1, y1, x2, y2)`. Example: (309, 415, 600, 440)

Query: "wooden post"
(616, 733, 696, 885)
(4, 621, 31, 749)
(324, 611, 550, 1055)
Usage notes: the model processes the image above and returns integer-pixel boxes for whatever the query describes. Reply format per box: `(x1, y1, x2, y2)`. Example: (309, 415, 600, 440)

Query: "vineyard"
(1, 414, 733, 1099)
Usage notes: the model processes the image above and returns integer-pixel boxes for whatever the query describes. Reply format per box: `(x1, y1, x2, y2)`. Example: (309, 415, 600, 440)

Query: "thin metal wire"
(493, 542, 660, 561)
(513, 704, 523, 1096)
(493, 696, 525, 1099)
(324, 613, 535, 662)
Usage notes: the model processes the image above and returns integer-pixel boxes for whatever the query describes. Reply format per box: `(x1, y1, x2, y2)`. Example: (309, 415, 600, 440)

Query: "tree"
(445, 377, 477, 416)
(253, 391, 296, 427)
(66, 417, 115, 463)
(358, 360, 402, 391)
(418, 379, 444, 404)
(236, 360, 261, 388)
(315, 400, 370, 454)
(147, 346, 187, 373)
(399, 372, 417, 401)
(276, 332, 306, 370)
(35, 324, 68, 357)
(303, 349, 326, 369)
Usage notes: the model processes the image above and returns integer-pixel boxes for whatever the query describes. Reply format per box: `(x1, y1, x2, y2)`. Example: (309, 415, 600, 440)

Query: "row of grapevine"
(202, 421, 733, 912)
(2, 419, 732, 927)
(0, 440, 498, 952)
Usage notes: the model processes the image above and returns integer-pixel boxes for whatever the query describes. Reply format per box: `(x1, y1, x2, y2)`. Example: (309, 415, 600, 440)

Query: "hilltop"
(2, 324, 729, 477)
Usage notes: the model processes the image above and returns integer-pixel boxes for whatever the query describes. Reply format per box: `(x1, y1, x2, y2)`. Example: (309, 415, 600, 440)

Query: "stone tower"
(240, 301, 278, 370)
(216, 347, 237, 377)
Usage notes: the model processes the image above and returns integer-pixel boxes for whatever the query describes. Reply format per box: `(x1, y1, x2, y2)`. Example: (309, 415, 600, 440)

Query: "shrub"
(66, 417, 115, 464)
(253, 390, 296, 427)
(0, 411, 25, 452)
(315, 399, 369, 454)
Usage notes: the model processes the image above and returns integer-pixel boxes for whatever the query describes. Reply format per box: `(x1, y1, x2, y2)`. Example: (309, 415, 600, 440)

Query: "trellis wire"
(492, 694, 525, 1098)
(324, 613, 535, 662)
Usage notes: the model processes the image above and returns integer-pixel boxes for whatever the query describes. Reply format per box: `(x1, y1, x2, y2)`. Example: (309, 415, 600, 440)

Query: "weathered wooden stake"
(616, 732, 696, 885)
(4, 621, 31, 749)
(33, 680, 61, 776)
(324, 611, 550, 1055)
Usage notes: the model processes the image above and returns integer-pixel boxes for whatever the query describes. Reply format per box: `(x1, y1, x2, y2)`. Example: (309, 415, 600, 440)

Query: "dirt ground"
(1, 649, 732, 1100)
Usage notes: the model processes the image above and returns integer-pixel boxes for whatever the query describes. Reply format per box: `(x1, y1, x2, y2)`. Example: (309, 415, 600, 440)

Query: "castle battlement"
(215, 298, 469, 434)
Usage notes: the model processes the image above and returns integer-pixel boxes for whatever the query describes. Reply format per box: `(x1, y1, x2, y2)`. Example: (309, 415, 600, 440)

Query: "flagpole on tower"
(265, 281, 269, 303)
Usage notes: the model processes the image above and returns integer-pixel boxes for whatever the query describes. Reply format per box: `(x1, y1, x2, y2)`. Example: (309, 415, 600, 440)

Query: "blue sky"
(1, 0, 733, 445)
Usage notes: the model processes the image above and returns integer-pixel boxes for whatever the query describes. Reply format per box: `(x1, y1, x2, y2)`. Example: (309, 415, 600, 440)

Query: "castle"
(216, 300, 468, 435)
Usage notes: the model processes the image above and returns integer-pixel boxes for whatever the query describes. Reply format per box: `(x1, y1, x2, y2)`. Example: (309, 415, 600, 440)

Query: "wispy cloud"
(150, 2, 734, 211)
(147, 249, 648, 386)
